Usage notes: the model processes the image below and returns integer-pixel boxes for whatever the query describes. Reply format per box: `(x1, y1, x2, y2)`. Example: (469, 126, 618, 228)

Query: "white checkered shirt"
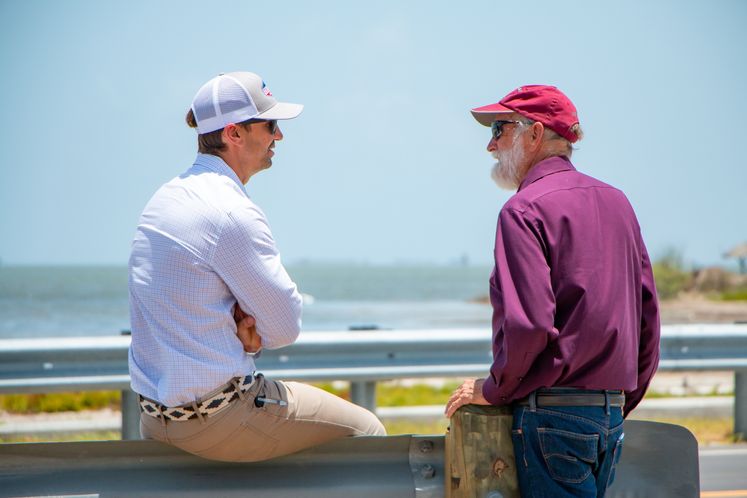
(128, 154, 302, 406)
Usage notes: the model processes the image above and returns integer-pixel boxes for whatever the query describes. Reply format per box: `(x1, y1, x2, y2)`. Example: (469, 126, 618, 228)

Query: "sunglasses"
(245, 119, 279, 134)
(491, 120, 522, 141)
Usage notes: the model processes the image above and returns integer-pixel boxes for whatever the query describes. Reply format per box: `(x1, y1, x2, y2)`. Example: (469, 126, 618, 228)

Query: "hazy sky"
(1, 0, 745, 268)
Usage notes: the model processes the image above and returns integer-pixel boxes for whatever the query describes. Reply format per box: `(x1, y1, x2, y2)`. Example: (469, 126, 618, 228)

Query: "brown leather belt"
(516, 390, 625, 408)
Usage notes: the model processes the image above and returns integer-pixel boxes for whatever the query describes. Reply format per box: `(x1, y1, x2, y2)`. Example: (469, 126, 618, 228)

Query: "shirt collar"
(192, 153, 247, 194)
(518, 155, 576, 191)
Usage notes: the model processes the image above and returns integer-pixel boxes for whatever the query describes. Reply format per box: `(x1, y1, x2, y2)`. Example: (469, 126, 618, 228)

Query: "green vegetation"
(0, 391, 120, 414)
(0, 414, 735, 446)
(386, 416, 741, 445)
(645, 388, 732, 398)
(629, 416, 739, 444)
(718, 288, 747, 301)
(0, 384, 735, 414)
(0, 431, 120, 444)
(652, 249, 692, 300)
(301, 382, 459, 407)
(650, 246, 747, 301)
(0, 383, 458, 415)
(377, 382, 459, 407)
(1, 384, 740, 445)
(384, 418, 449, 436)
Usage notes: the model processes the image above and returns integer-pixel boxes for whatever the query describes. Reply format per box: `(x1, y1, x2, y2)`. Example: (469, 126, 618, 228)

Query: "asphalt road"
(700, 446, 747, 497)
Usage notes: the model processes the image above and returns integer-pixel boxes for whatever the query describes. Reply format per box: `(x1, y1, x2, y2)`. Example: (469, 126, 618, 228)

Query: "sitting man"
(128, 71, 385, 462)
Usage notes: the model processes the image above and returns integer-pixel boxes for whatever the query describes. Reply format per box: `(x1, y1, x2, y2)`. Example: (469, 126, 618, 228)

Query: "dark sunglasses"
(245, 119, 278, 134)
(491, 120, 521, 141)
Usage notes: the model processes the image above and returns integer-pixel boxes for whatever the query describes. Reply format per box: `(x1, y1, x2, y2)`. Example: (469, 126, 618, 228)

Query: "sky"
(0, 0, 745, 268)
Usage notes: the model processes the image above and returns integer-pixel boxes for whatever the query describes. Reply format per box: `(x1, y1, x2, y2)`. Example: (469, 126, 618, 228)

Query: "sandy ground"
(660, 292, 747, 324)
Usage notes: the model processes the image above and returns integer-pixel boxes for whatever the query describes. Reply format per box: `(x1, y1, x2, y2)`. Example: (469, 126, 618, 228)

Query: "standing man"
(129, 71, 384, 462)
(445, 85, 660, 497)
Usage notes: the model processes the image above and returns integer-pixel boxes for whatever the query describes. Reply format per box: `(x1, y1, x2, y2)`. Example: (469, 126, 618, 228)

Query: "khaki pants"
(140, 375, 386, 462)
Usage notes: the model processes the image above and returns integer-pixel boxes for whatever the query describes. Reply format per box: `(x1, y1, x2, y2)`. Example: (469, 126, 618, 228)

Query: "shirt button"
(501, 397, 507, 401)
(518, 377, 523, 380)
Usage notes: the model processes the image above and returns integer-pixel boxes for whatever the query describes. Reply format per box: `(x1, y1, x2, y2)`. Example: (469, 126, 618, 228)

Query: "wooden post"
(445, 404, 519, 498)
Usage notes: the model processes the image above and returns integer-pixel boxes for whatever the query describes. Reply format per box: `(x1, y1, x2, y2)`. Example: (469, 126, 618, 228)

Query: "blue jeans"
(511, 393, 625, 498)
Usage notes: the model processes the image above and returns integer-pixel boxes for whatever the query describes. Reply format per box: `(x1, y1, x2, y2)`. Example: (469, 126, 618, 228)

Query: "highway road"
(700, 446, 747, 497)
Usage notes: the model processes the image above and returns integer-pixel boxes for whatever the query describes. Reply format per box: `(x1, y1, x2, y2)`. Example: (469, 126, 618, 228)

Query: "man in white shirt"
(128, 71, 385, 462)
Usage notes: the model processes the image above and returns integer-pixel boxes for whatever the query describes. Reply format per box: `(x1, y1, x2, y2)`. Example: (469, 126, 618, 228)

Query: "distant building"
(725, 242, 747, 275)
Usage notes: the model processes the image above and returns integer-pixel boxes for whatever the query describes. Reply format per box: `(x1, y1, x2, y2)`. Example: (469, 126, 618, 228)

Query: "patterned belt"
(139, 374, 256, 421)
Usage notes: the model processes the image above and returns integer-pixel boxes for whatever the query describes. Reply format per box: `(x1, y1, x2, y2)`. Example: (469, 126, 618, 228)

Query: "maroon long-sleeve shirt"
(481, 156, 660, 416)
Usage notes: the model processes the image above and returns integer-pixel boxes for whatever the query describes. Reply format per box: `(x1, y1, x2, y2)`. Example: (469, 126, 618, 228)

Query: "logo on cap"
(262, 81, 273, 97)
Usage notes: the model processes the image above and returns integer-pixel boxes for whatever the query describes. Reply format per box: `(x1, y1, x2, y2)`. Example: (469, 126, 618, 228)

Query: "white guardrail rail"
(1, 324, 746, 440)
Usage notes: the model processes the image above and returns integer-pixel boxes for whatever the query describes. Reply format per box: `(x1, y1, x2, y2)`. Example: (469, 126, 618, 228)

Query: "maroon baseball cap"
(471, 85, 581, 143)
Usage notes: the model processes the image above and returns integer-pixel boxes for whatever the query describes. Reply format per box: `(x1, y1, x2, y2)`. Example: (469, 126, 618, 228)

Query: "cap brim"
(256, 102, 304, 120)
(470, 102, 516, 126)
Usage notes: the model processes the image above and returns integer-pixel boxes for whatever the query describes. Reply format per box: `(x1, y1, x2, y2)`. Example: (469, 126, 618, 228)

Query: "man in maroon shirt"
(445, 85, 660, 497)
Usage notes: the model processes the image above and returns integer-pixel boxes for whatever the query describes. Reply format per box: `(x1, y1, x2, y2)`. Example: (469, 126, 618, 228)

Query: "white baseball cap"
(190, 71, 303, 134)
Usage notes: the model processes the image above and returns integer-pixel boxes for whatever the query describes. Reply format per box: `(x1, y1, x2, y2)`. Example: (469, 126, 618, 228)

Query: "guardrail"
(0, 421, 701, 498)
(1, 324, 746, 439)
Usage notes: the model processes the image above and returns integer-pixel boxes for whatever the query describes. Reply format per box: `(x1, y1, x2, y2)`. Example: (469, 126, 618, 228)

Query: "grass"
(644, 388, 733, 398)
(294, 381, 460, 407)
(629, 416, 738, 445)
(384, 418, 450, 436)
(0, 431, 120, 443)
(718, 288, 747, 301)
(377, 382, 459, 406)
(1, 384, 731, 414)
(384, 417, 741, 446)
(0, 391, 120, 413)
(1, 416, 735, 446)
(652, 250, 693, 300)
(1, 384, 741, 446)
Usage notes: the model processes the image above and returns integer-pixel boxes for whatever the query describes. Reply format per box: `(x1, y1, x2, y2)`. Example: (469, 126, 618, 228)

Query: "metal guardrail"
(1, 324, 746, 439)
(0, 421, 700, 498)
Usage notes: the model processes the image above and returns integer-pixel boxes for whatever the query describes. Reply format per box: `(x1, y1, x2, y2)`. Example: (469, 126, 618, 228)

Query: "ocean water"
(0, 264, 493, 338)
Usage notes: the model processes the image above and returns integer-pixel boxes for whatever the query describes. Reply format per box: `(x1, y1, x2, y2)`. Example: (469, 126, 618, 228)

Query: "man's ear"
(530, 122, 545, 149)
(222, 123, 243, 146)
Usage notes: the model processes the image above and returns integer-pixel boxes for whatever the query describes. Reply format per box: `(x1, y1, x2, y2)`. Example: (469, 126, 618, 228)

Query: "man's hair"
(185, 108, 254, 155)
(533, 121, 584, 157)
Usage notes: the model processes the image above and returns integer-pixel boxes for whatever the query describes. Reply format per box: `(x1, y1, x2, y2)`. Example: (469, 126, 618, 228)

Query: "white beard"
(490, 142, 526, 191)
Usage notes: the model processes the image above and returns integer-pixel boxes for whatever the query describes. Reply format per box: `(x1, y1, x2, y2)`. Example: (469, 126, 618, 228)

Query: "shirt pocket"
(538, 427, 599, 484)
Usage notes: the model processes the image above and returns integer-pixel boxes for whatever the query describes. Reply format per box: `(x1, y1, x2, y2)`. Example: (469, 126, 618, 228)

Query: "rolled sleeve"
(483, 207, 558, 404)
(212, 204, 302, 350)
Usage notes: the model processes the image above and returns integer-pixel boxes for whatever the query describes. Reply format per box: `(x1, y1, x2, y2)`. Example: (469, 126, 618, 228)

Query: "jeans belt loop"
(529, 391, 537, 412)
(604, 391, 610, 415)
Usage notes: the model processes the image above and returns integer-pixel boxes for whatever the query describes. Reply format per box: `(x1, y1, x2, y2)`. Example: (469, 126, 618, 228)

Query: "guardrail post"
(350, 380, 377, 412)
(121, 388, 140, 440)
(735, 370, 747, 440)
(445, 404, 518, 497)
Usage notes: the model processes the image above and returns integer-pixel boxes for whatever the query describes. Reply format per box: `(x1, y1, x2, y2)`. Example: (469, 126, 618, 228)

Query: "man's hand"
(444, 378, 491, 418)
(233, 304, 262, 353)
